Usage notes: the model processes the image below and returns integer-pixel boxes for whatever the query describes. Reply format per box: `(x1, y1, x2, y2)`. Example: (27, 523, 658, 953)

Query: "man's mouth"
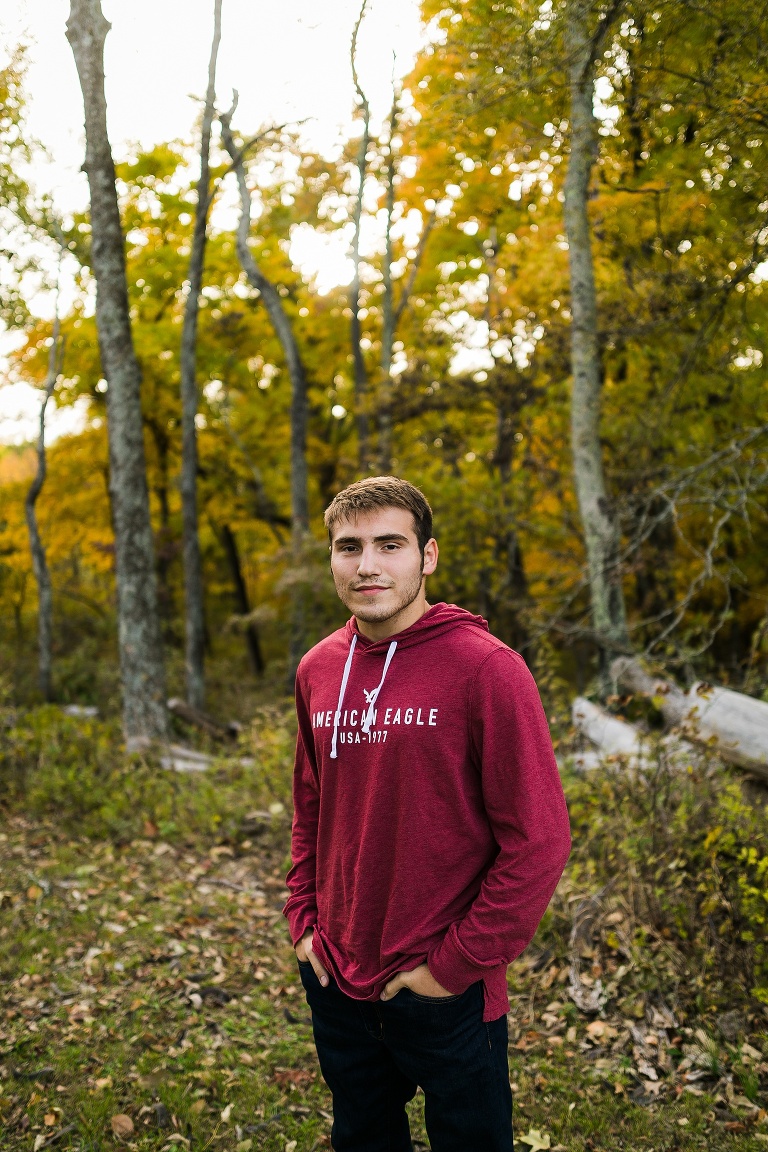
(352, 585, 390, 595)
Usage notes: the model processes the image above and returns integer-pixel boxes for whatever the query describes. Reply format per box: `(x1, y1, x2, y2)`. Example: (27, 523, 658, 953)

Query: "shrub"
(0, 703, 296, 844)
(561, 750, 768, 1009)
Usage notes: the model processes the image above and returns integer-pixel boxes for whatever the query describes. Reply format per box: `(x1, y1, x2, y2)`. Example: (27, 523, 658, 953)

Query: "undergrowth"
(2, 705, 767, 1014)
(0, 704, 295, 845)
(1, 706, 767, 1147)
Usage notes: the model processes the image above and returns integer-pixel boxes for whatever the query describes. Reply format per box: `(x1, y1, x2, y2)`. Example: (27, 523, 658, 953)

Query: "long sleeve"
(427, 648, 571, 994)
(283, 669, 321, 945)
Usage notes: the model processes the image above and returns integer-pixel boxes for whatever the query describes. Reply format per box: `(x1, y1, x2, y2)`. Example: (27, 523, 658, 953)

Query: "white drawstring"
(330, 634, 357, 759)
(361, 641, 398, 734)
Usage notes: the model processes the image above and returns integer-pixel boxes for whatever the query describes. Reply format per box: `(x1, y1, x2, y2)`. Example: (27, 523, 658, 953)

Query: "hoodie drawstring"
(361, 640, 397, 734)
(330, 634, 357, 759)
(329, 635, 398, 757)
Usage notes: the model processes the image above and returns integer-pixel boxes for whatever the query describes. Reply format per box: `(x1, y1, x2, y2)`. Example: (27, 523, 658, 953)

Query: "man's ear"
(422, 537, 438, 576)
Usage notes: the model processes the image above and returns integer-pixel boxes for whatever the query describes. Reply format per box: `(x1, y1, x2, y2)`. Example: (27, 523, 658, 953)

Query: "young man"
(283, 476, 571, 1152)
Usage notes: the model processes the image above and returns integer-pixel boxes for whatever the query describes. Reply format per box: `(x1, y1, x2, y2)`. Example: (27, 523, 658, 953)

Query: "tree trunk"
(67, 0, 168, 745)
(378, 93, 397, 474)
(563, 0, 629, 688)
(25, 324, 61, 702)
(220, 103, 310, 683)
(492, 388, 531, 659)
(179, 0, 222, 710)
(350, 0, 370, 471)
(379, 205, 436, 473)
(147, 417, 174, 621)
(350, 121, 370, 471)
(220, 523, 264, 676)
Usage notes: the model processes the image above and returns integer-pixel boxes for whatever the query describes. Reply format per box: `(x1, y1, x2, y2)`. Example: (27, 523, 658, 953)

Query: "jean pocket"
(405, 988, 463, 1004)
(297, 958, 313, 969)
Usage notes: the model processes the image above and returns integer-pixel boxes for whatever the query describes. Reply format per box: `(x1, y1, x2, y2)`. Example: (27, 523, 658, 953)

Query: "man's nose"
(357, 545, 381, 576)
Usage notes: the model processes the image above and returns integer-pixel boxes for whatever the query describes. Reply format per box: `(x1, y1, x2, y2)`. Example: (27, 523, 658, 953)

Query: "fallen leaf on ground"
(111, 1114, 134, 1138)
(586, 1020, 618, 1041)
(273, 1067, 314, 1087)
(518, 1129, 551, 1150)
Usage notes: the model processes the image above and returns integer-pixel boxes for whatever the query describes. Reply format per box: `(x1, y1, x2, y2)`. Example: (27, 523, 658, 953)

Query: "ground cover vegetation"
(1, 705, 767, 1149)
(1, 0, 768, 1147)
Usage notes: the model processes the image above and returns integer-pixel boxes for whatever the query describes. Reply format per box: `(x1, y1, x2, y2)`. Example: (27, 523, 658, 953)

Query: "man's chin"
(348, 599, 397, 623)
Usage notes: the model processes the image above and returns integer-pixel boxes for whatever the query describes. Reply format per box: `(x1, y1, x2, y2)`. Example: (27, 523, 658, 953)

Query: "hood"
(343, 601, 488, 653)
(329, 603, 488, 758)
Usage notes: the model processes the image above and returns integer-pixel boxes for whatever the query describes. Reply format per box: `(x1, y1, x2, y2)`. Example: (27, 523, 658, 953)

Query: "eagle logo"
(363, 688, 377, 705)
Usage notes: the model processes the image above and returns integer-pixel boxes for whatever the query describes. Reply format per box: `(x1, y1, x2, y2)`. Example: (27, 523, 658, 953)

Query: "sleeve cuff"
(283, 901, 317, 947)
(427, 927, 491, 995)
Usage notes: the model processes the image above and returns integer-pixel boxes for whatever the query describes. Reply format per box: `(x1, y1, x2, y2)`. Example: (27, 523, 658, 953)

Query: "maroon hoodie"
(284, 602, 571, 1022)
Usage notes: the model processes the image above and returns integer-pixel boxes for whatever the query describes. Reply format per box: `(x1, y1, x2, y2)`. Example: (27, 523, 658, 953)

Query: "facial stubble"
(335, 557, 425, 624)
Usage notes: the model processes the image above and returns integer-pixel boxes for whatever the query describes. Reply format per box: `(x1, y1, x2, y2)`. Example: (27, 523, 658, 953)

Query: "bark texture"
(67, 0, 168, 743)
(25, 325, 62, 702)
(350, 1, 371, 471)
(378, 93, 397, 474)
(220, 523, 264, 676)
(563, 0, 630, 682)
(378, 156, 435, 469)
(179, 0, 223, 710)
(220, 103, 309, 681)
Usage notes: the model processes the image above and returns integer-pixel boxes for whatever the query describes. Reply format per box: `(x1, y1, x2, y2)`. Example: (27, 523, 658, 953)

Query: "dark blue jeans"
(298, 960, 513, 1152)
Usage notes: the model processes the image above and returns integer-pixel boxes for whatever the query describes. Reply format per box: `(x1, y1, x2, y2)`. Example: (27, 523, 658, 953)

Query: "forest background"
(2, 0, 767, 714)
(1, 0, 768, 1149)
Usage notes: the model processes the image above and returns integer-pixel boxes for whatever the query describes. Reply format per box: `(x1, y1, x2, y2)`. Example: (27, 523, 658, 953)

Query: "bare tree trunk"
(179, 0, 223, 710)
(146, 415, 174, 620)
(350, 0, 370, 471)
(67, 0, 168, 744)
(379, 205, 435, 473)
(220, 101, 309, 683)
(378, 91, 397, 474)
(563, 0, 629, 687)
(493, 388, 531, 659)
(219, 523, 264, 676)
(25, 323, 63, 702)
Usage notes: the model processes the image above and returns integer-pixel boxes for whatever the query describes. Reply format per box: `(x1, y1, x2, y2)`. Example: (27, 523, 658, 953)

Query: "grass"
(1, 811, 766, 1151)
(1, 703, 767, 1149)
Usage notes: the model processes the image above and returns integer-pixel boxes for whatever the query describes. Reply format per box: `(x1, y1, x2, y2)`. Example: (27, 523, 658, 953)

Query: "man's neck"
(355, 597, 431, 642)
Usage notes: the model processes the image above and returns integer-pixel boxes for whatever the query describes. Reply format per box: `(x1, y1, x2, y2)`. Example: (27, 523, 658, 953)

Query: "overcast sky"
(0, 0, 425, 443)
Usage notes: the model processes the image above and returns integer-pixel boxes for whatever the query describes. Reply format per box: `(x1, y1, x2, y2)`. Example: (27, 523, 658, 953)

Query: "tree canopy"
(1, 0, 767, 714)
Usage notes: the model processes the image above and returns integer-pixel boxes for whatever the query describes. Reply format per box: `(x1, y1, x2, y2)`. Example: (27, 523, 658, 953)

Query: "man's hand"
(380, 963, 454, 1001)
(295, 927, 329, 987)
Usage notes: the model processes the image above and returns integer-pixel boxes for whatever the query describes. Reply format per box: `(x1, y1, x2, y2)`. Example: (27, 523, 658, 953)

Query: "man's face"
(329, 507, 437, 624)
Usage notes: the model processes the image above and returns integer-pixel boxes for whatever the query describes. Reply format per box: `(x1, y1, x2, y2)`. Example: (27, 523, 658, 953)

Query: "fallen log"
(167, 697, 241, 741)
(572, 698, 644, 759)
(571, 697, 700, 771)
(61, 704, 99, 718)
(612, 657, 768, 780)
(160, 743, 213, 773)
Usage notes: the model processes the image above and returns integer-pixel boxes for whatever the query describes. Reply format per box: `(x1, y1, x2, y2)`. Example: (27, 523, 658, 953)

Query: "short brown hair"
(324, 476, 433, 554)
